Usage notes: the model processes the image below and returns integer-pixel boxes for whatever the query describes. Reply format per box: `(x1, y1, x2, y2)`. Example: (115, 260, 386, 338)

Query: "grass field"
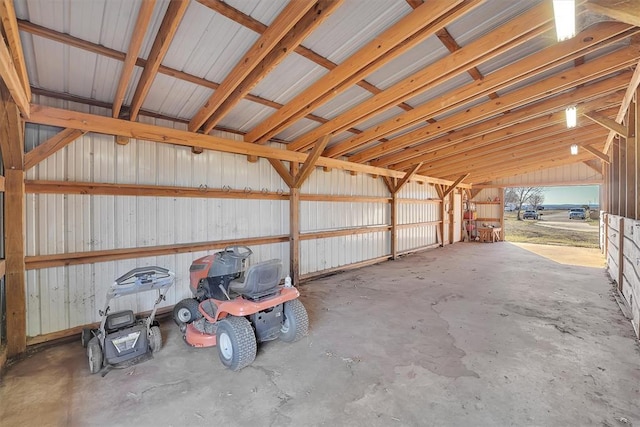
(503, 211, 600, 249)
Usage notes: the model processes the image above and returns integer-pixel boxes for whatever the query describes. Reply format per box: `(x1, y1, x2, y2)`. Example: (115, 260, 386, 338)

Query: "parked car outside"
(569, 208, 586, 220)
(522, 210, 539, 220)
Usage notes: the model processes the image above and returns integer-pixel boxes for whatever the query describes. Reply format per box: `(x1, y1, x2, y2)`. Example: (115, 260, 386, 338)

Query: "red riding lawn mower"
(173, 246, 308, 370)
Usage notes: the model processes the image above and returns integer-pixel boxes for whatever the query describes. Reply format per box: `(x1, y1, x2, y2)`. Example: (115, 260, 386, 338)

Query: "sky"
(542, 185, 599, 205)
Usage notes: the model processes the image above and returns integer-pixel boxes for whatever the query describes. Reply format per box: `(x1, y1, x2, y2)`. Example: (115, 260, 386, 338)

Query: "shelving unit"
(462, 188, 505, 242)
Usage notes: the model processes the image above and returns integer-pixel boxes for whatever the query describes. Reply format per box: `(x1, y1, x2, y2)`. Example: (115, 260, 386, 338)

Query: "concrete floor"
(1, 243, 639, 426)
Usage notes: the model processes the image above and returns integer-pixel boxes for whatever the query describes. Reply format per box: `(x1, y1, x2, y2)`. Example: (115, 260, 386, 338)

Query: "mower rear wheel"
(216, 316, 257, 371)
(149, 326, 162, 353)
(87, 337, 103, 374)
(280, 299, 309, 343)
(173, 298, 202, 327)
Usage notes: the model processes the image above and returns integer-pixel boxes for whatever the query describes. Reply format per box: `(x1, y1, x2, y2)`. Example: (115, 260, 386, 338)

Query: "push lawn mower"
(173, 245, 308, 371)
(81, 266, 175, 375)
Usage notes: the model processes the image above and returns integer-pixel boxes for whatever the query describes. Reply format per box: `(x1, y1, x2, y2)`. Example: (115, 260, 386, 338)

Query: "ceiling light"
(553, 0, 575, 41)
(566, 106, 577, 128)
(570, 144, 578, 155)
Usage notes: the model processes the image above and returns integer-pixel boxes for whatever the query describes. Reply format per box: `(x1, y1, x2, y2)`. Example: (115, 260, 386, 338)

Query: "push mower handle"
(224, 245, 253, 259)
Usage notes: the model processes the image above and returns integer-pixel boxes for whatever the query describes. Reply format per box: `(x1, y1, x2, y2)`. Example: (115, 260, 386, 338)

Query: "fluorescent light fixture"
(566, 106, 577, 128)
(553, 0, 575, 41)
(570, 144, 579, 155)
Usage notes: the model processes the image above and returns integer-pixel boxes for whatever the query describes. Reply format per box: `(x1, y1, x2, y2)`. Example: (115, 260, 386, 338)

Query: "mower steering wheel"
(224, 245, 253, 259)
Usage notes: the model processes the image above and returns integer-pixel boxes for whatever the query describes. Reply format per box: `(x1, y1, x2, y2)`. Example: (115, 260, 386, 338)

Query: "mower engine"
(189, 249, 248, 300)
(102, 310, 150, 365)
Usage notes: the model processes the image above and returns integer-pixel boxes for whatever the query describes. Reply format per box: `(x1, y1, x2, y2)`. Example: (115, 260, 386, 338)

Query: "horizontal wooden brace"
(25, 235, 289, 270)
(299, 225, 392, 240)
(26, 104, 470, 188)
(25, 180, 290, 200)
(396, 221, 441, 229)
(300, 194, 391, 203)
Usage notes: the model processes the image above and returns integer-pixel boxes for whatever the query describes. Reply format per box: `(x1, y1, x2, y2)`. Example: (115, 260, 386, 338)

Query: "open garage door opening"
(503, 185, 601, 249)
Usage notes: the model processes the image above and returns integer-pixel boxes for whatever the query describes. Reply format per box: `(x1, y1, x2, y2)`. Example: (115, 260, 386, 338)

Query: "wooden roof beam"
(0, 83, 24, 169)
(581, 144, 611, 163)
(292, 136, 330, 188)
(354, 44, 640, 164)
(197, 0, 414, 112)
(128, 0, 189, 122)
(585, 0, 640, 27)
(463, 151, 602, 184)
(418, 127, 607, 177)
(584, 111, 629, 137)
(188, 0, 317, 132)
(604, 57, 640, 153)
(387, 90, 624, 170)
(244, 0, 476, 144)
(0, 34, 29, 118)
(112, 0, 156, 118)
(410, 122, 609, 176)
(442, 174, 469, 199)
(332, 22, 636, 160)
(27, 104, 469, 188)
(268, 159, 294, 188)
(0, 0, 30, 104)
(16, 20, 365, 135)
(426, 137, 608, 182)
(388, 162, 423, 194)
(200, 0, 342, 134)
(24, 128, 86, 170)
(583, 159, 603, 173)
(291, 1, 555, 154)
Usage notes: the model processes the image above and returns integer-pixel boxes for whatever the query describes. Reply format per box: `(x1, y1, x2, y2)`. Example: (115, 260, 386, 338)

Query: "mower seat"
(229, 259, 282, 298)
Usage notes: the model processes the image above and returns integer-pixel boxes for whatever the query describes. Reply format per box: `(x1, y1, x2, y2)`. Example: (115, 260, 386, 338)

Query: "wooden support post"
(390, 192, 397, 259)
(289, 162, 300, 284)
(618, 217, 624, 293)
(635, 88, 640, 220)
(612, 138, 620, 215)
(447, 192, 454, 244)
(619, 135, 627, 216)
(499, 188, 505, 241)
(625, 93, 636, 219)
(5, 169, 26, 356)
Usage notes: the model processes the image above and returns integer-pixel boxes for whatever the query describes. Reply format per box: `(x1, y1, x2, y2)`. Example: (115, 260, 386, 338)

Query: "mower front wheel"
(173, 298, 202, 328)
(280, 299, 309, 343)
(87, 337, 103, 374)
(149, 326, 162, 353)
(216, 316, 257, 371)
(80, 328, 93, 348)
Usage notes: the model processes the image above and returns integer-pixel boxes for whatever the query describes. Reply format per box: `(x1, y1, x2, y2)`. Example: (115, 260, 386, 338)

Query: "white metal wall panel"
(23, 108, 290, 336)
(299, 168, 389, 275)
(488, 163, 603, 187)
(300, 232, 389, 276)
(396, 182, 440, 252)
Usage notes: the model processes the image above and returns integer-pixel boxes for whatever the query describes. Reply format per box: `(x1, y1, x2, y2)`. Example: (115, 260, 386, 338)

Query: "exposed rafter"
(128, 0, 189, 121)
(0, 0, 30, 101)
(353, 45, 640, 164)
(291, 1, 557, 154)
(189, 0, 317, 132)
(245, 0, 477, 144)
(584, 111, 629, 137)
(112, 0, 156, 118)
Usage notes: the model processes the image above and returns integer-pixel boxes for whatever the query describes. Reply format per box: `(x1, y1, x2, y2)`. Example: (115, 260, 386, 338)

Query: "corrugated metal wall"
(24, 96, 447, 337)
(606, 214, 640, 338)
(299, 168, 390, 275)
(396, 182, 439, 252)
(24, 98, 290, 336)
